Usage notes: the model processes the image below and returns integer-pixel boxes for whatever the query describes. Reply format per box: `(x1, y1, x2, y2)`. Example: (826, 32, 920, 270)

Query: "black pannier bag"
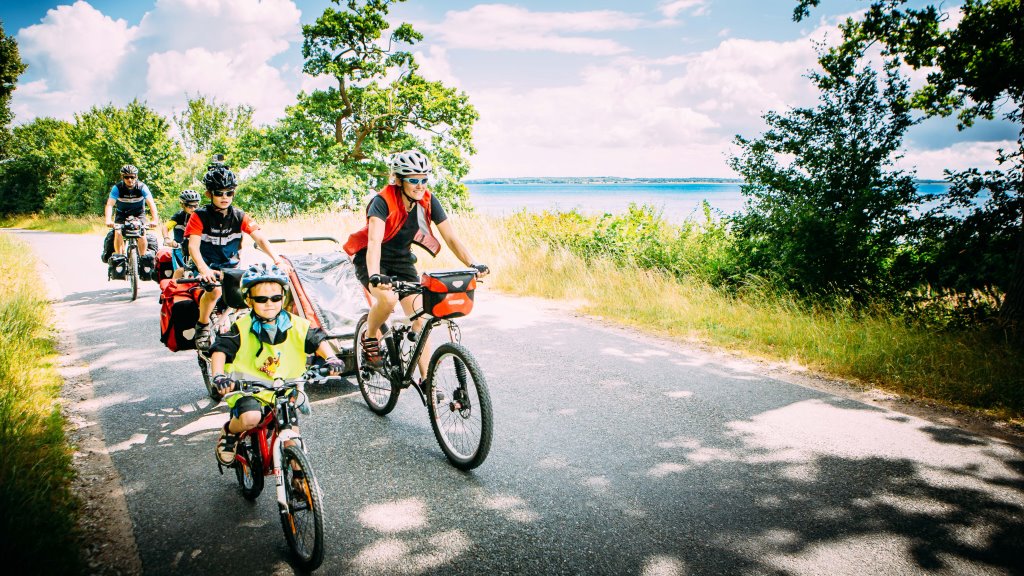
(108, 254, 127, 280)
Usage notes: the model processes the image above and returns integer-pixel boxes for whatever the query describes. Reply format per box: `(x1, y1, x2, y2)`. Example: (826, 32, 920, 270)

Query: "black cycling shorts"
(230, 395, 263, 419)
(353, 253, 418, 288)
(114, 210, 145, 224)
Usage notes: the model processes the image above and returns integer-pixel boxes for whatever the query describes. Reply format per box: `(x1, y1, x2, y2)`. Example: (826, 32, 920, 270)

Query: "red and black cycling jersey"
(184, 205, 258, 269)
(344, 184, 446, 261)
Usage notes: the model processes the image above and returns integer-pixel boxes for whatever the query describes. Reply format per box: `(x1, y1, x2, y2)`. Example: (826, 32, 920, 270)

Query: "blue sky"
(2, 0, 1017, 179)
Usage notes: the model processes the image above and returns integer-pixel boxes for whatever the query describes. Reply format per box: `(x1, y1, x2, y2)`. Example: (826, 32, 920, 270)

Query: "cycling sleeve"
(430, 195, 448, 224)
(108, 185, 119, 200)
(183, 212, 203, 237)
(209, 323, 241, 362)
(304, 327, 328, 354)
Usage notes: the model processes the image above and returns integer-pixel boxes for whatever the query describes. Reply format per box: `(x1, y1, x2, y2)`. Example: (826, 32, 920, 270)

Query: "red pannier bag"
(154, 247, 174, 282)
(420, 270, 476, 319)
(159, 280, 202, 351)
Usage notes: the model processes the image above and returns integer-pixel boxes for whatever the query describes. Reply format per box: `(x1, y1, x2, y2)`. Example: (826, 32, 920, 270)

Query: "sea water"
(465, 181, 954, 222)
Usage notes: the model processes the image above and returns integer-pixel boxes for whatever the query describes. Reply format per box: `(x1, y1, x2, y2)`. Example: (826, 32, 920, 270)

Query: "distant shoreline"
(464, 177, 950, 185)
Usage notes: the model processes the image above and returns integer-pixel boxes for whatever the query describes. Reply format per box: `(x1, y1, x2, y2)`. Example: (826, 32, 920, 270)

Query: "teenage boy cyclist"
(208, 264, 344, 465)
(104, 164, 159, 256)
(186, 164, 290, 350)
(163, 189, 201, 279)
(344, 149, 489, 380)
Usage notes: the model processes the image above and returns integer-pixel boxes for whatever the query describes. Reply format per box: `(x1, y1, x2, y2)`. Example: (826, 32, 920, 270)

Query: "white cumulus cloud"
(418, 4, 644, 55)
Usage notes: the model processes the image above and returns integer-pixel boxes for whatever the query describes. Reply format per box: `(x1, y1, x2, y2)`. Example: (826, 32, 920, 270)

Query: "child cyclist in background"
(344, 150, 489, 381)
(186, 163, 290, 350)
(163, 189, 201, 279)
(209, 264, 344, 465)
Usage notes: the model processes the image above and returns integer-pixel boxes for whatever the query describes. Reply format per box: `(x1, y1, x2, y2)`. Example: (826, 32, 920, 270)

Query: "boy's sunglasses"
(212, 189, 235, 197)
(404, 177, 429, 185)
(184, 203, 199, 208)
(250, 294, 284, 303)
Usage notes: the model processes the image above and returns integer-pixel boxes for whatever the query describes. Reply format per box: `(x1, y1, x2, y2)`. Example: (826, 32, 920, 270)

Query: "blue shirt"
(109, 181, 153, 215)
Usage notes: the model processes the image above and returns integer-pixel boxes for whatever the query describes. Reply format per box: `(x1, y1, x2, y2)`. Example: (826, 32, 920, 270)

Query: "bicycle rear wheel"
(354, 314, 399, 415)
(128, 247, 138, 301)
(426, 342, 493, 470)
(280, 445, 324, 571)
(234, 434, 263, 500)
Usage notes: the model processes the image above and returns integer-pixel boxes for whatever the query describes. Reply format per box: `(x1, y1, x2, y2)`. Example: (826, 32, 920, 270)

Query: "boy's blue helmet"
(240, 263, 289, 297)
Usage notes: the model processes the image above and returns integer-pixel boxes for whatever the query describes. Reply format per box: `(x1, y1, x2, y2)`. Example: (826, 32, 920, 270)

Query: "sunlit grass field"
(0, 233, 82, 574)
(1, 214, 107, 234)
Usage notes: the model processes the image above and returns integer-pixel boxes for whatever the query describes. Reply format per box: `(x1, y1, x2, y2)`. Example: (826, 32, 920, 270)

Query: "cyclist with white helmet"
(104, 164, 159, 256)
(344, 149, 489, 379)
(163, 189, 201, 278)
(208, 263, 344, 465)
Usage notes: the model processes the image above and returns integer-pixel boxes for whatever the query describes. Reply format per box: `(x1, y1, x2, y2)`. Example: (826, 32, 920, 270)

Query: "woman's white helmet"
(388, 150, 432, 176)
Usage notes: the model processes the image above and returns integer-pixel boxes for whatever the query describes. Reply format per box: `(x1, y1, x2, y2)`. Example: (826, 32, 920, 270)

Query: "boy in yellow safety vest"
(208, 263, 343, 465)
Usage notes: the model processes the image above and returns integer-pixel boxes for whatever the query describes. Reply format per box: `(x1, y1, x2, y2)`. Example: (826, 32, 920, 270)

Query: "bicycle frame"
(228, 384, 311, 515)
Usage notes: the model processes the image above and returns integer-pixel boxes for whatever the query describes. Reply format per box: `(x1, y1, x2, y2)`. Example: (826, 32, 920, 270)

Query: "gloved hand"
(369, 274, 392, 288)
(324, 355, 345, 375)
(212, 374, 235, 395)
(471, 263, 490, 277)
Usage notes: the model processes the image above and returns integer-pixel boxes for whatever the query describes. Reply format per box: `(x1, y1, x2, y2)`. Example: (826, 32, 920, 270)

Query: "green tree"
(0, 19, 28, 159)
(728, 57, 920, 302)
(0, 118, 83, 214)
(172, 94, 255, 157)
(300, 0, 478, 207)
(793, 0, 1024, 329)
(72, 100, 184, 213)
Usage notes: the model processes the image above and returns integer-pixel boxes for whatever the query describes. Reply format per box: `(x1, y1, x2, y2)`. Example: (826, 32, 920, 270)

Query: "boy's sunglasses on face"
(212, 188, 235, 197)
(250, 294, 284, 304)
(404, 177, 428, 185)
(184, 203, 199, 209)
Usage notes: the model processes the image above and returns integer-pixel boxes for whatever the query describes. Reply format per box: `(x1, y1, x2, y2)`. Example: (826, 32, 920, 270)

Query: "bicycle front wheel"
(280, 445, 324, 571)
(427, 342, 493, 470)
(354, 314, 399, 415)
(128, 247, 138, 301)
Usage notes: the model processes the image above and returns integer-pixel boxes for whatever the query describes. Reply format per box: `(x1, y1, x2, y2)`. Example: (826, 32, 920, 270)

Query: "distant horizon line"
(463, 176, 951, 184)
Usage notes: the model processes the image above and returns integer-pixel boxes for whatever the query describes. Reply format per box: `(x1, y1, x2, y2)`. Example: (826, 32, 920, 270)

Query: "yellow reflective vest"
(225, 312, 311, 383)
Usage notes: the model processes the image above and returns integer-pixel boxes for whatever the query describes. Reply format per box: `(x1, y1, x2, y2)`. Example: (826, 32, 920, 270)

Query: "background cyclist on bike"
(343, 149, 490, 379)
(104, 164, 159, 255)
(208, 264, 343, 465)
(163, 189, 200, 279)
(186, 163, 290, 350)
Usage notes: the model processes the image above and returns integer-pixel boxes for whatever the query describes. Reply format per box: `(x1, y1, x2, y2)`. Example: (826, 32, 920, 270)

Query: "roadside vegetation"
(0, 233, 81, 574)
(0, 213, 106, 234)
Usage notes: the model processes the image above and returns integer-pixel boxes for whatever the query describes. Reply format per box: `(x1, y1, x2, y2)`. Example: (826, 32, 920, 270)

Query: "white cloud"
(12, 0, 303, 126)
(15, 1, 138, 120)
(419, 4, 643, 55)
(414, 46, 461, 88)
(659, 0, 710, 19)
(900, 140, 1016, 179)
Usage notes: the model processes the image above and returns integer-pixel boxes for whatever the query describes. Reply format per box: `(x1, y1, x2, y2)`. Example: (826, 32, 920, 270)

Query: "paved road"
(16, 229, 1024, 575)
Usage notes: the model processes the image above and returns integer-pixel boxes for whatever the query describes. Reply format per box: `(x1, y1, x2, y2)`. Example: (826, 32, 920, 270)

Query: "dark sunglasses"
(212, 189, 235, 197)
(404, 177, 429, 185)
(123, 175, 137, 180)
(249, 294, 284, 303)
(184, 203, 199, 208)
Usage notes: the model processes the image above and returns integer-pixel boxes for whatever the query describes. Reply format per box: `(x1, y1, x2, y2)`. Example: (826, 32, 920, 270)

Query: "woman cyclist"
(343, 150, 489, 380)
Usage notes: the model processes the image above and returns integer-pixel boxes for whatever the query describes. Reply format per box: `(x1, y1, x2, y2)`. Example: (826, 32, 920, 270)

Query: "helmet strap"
(399, 180, 418, 209)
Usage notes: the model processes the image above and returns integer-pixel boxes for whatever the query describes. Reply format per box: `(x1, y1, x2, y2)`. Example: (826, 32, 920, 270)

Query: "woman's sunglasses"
(404, 177, 429, 185)
(212, 189, 235, 197)
(250, 294, 284, 303)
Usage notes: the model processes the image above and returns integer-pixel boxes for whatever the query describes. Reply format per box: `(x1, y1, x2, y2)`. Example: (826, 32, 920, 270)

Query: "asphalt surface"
(15, 229, 1024, 576)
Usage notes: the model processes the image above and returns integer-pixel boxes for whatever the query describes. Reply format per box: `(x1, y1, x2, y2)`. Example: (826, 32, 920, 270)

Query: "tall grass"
(1, 214, 106, 234)
(0, 233, 82, 574)
(399, 211, 1024, 419)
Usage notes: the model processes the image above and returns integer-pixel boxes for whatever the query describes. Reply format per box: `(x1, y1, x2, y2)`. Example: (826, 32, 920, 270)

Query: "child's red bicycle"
(217, 369, 326, 571)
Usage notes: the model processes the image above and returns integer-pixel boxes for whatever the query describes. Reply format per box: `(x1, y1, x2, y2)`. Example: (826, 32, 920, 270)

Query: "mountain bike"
(216, 369, 326, 571)
(112, 216, 148, 301)
(354, 268, 493, 470)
